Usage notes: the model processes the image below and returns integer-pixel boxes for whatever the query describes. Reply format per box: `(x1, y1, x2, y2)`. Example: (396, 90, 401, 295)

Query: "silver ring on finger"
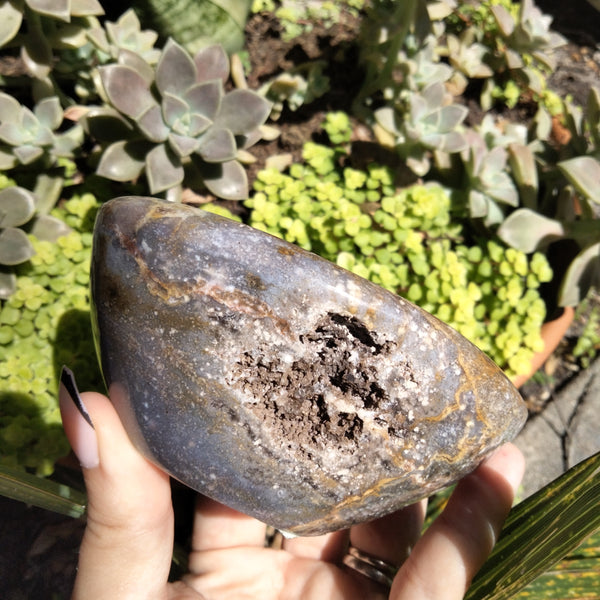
(342, 545, 398, 588)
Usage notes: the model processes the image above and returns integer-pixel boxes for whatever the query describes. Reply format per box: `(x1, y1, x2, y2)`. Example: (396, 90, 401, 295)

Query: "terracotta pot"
(511, 306, 575, 389)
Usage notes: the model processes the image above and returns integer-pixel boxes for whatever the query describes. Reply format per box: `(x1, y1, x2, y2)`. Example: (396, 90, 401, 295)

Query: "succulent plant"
(0, 93, 82, 168)
(86, 8, 161, 65)
(490, 0, 566, 69)
(84, 40, 271, 200)
(374, 81, 468, 176)
(0, 0, 104, 91)
(460, 128, 520, 225)
(0, 183, 73, 298)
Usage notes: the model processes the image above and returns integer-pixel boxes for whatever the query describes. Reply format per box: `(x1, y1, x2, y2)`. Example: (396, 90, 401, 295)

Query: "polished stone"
(91, 196, 527, 535)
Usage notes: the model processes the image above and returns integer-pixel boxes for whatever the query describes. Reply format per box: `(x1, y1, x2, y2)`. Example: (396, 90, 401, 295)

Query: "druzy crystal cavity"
(91, 196, 527, 535)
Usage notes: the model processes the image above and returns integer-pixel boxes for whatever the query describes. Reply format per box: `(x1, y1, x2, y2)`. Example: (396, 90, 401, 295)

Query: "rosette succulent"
(0, 93, 82, 169)
(85, 40, 271, 200)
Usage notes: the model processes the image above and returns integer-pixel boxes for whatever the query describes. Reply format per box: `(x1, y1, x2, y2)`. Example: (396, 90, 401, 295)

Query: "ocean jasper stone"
(91, 196, 526, 536)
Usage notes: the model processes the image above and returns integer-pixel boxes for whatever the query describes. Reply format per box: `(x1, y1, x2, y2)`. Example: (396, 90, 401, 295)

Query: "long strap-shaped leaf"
(465, 450, 600, 600)
(0, 465, 86, 518)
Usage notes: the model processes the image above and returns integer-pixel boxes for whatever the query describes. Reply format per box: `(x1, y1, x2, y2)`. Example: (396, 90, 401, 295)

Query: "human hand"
(59, 368, 525, 600)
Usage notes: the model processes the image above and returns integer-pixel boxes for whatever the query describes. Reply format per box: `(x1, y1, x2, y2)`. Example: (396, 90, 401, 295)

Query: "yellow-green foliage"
(0, 194, 103, 475)
(245, 141, 553, 378)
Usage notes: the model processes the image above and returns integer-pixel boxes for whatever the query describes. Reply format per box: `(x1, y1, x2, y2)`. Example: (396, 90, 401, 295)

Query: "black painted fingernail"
(60, 366, 94, 429)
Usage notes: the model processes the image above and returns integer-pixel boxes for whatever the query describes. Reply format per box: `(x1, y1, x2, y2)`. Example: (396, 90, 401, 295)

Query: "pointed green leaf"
(27, 0, 70, 21)
(96, 140, 147, 182)
(559, 156, 600, 205)
(194, 44, 230, 83)
(184, 81, 222, 121)
(497, 208, 565, 253)
(0, 0, 23, 46)
(0, 464, 86, 518)
(197, 126, 236, 162)
(0, 270, 16, 299)
(558, 242, 600, 307)
(145, 143, 184, 193)
(138, 104, 169, 142)
(156, 38, 197, 96)
(162, 92, 189, 129)
(0, 187, 36, 227)
(0, 227, 35, 265)
(30, 214, 72, 242)
(168, 132, 200, 158)
(215, 89, 271, 135)
(34, 96, 63, 131)
(99, 64, 156, 120)
(198, 158, 248, 200)
(82, 107, 135, 143)
(70, 0, 104, 16)
(465, 451, 600, 600)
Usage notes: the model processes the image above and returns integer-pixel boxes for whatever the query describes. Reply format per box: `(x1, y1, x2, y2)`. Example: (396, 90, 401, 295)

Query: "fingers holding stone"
(390, 443, 525, 600)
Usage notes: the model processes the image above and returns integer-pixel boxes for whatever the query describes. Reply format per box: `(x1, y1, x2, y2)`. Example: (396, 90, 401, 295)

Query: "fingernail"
(59, 366, 99, 469)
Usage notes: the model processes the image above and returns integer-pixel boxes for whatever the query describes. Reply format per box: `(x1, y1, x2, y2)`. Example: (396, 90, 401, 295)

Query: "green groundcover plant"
(0, 0, 599, 596)
(0, 193, 103, 475)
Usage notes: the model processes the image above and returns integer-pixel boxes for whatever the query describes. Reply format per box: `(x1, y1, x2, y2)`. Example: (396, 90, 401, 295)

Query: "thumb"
(60, 367, 174, 600)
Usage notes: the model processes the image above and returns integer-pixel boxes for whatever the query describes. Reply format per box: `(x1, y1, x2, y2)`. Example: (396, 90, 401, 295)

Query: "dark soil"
(3, 2, 600, 599)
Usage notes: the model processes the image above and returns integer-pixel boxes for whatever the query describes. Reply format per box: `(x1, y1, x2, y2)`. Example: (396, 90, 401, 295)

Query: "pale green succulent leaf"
(438, 131, 467, 153)
(194, 44, 230, 84)
(146, 143, 184, 194)
(168, 132, 200, 158)
(422, 81, 446, 111)
(490, 4, 515, 37)
(21, 36, 53, 78)
(0, 92, 22, 122)
(198, 158, 248, 200)
(374, 107, 400, 136)
(100, 64, 156, 120)
(82, 107, 135, 143)
(0, 227, 35, 265)
(435, 104, 468, 133)
(188, 113, 212, 137)
(0, 270, 16, 299)
(558, 156, 600, 205)
(586, 89, 600, 150)
(214, 89, 271, 135)
(156, 38, 197, 96)
(14, 144, 44, 164)
(116, 49, 155, 84)
(497, 208, 565, 253)
(27, 0, 70, 21)
(96, 140, 147, 182)
(70, 0, 104, 16)
(162, 93, 189, 129)
(0, 1, 23, 47)
(0, 146, 17, 169)
(34, 96, 63, 131)
(53, 125, 83, 157)
(0, 187, 36, 228)
(508, 143, 538, 208)
(197, 126, 237, 162)
(138, 105, 170, 143)
(184, 81, 222, 121)
(559, 242, 600, 307)
(0, 122, 25, 146)
(30, 214, 72, 242)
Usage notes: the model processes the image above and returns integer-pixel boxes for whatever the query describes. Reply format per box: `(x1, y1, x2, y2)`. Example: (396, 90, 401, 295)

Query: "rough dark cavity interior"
(230, 312, 397, 456)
